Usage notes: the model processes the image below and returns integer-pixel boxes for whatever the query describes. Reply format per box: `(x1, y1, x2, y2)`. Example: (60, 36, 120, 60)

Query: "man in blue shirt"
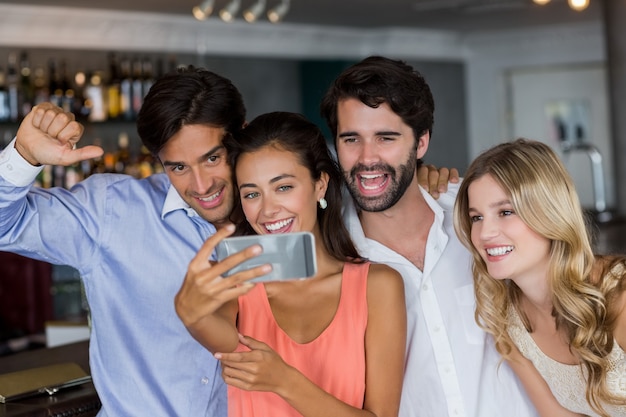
(0, 67, 255, 416)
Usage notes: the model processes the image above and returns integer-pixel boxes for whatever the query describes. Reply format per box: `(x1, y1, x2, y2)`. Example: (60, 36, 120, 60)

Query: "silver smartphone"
(215, 232, 317, 282)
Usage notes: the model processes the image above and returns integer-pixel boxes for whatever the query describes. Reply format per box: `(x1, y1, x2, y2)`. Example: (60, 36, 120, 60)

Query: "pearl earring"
(318, 197, 328, 210)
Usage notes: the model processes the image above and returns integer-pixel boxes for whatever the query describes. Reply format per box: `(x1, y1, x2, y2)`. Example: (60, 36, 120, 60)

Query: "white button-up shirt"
(343, 183, 538, 417)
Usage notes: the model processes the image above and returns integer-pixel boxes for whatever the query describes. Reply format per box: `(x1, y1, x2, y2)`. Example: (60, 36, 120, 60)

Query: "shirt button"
(422, 284, 429, 291)
(201, 377, 209, 385)
(434, 326, 441, 332)
(7, 163, 12, 171)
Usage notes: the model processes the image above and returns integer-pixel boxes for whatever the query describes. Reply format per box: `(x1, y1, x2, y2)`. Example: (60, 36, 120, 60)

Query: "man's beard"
(344, 155, 417, 213)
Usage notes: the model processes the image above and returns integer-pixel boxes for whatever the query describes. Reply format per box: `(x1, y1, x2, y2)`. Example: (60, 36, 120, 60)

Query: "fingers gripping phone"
(215, 232, 317, 282)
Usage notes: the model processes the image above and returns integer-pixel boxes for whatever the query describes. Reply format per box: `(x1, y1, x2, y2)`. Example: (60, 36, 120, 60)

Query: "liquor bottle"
(0, 66, 10, 122)
(40, 165, 53, 188)
(52, 165, 66, 188)
(18, 51, 34, 117)
(72, 70, 89, 118)
(84, 71, 106, 122)
(142, 57, 154, 98)
(107, 53, 121, 120)
(88, 138, 106, 175)
(32, 66, 48, 106)
(137, 145, 155, 178)
(119, 57, 133, 121)
(103, 151, 116, 173)
(131, 58, 144, 117)
(64, 163, 82, 189)
(58, 60, 74, 113)
(114, 132, 132, 174)
(6, 53, 19, 122)
(47, 58, 61, 108)
(79, 159, 92, 180)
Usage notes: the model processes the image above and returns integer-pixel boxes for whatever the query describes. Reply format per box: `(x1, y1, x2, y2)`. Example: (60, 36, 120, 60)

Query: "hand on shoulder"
(417, 164, 461, 199)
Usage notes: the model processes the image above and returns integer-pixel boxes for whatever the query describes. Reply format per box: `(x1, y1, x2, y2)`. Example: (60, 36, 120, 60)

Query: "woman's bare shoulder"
(365, 262, 404, 294)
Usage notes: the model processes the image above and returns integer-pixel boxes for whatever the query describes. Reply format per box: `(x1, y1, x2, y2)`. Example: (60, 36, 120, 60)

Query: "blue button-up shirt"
(0, 140, 226, 416)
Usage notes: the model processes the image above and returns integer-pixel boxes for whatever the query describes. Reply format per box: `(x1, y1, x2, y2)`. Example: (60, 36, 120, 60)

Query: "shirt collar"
(345, 185, 445, 230)
(418, 185, 445, 226)
(161, 185, 200, 219)
(343, 185, 448, 254)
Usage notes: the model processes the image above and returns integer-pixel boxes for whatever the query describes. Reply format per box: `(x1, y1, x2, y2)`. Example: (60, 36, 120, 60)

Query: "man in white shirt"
(320, 56, 538, 417)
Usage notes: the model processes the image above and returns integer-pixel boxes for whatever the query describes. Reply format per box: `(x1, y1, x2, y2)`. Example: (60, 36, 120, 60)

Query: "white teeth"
(265, 218, 293, 231)
(361, 173, 383, 179)
(486, 246, 514, 256)
(199, 190, 221, 202)
(359, 173, 386, 190)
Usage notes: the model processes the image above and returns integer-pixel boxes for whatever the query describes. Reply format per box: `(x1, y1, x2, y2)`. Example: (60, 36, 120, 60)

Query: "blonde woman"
(453, 138, 626, 417)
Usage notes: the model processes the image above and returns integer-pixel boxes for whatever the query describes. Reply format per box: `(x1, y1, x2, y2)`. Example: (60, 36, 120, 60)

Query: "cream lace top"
(508, 306, 626, 416)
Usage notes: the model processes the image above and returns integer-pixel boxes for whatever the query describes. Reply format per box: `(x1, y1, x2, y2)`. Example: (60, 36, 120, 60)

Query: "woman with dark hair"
(176, 112, 406, 417)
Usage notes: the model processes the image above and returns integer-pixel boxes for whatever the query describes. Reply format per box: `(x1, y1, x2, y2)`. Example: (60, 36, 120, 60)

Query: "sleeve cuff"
(0, 138, 44, 187)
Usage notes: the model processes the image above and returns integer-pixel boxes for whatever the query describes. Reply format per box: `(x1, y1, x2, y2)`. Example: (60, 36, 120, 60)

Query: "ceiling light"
(192, 0, 215, 20)
(568, 0, 589, 11)
(220, 0, 242, 22)
(244, 0, 266, 22)
(532, 0, 551, 5)
(267, 0, 290, 23)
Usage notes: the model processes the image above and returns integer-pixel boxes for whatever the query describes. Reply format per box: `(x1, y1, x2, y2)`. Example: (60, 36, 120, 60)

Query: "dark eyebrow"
(338, 130, 402, 138)
(239, 173, 295, 190)
(161, 145, 225, 167)
(338, 131, 358, 139)
(375, 131, 402, 137)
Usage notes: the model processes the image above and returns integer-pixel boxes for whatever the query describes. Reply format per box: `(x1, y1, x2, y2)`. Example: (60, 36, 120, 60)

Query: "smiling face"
(468, 174, 551, 284)
(235, 145, 328, 235)
(335, 98, 428, 212)
(158, 124, 235, 229)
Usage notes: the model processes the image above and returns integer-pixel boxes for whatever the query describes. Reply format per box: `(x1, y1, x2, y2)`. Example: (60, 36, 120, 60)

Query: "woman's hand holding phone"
(174, 225, 272, 352)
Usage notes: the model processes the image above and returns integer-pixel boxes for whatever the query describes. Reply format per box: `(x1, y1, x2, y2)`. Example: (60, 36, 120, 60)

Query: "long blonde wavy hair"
(453, 138, 626, 416)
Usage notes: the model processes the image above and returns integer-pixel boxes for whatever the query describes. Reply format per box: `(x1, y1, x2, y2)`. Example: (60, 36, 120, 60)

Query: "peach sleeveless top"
(228, 262, 370, 417)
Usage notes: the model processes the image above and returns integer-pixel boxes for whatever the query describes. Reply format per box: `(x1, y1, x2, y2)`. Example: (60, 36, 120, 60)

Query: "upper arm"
(363, 263, 406, 417)
(0, 174, 105, 266)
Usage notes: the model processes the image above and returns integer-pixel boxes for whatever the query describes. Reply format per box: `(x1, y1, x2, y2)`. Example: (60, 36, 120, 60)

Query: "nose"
(261, 195, 280, 218)
(359, 140, 379, 165)
(190, 168, 211, 194)
(477, 216, 500, 241)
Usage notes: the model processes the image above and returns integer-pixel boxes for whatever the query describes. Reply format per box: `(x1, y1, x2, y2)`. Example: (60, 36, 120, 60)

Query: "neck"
(523, 294, 553, 316)
(359, 182, 431, 239)
(357, 182, 433, 270)
(518, 278, 553, 321)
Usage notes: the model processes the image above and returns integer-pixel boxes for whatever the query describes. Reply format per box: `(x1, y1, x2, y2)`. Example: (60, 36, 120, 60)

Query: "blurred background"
(0, 0, 625, 355)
